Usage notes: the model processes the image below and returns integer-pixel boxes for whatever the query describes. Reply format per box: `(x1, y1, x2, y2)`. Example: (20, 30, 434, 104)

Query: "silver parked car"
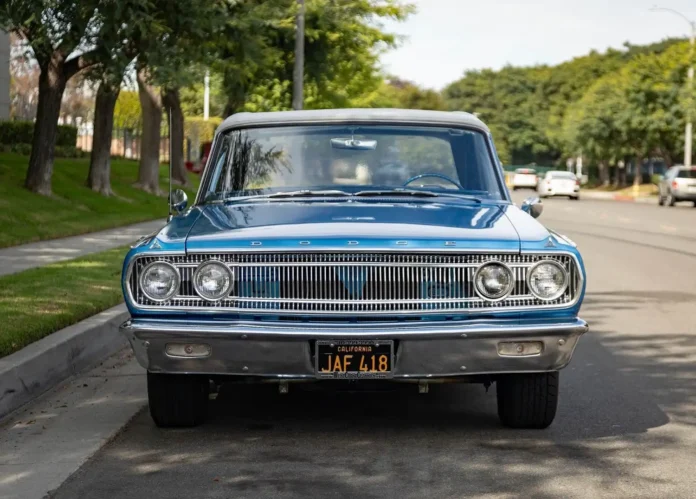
(658, 166, 696, 207)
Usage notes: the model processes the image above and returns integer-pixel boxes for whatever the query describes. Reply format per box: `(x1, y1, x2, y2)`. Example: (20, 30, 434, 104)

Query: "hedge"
(0, 143, 86, 158)
(0, 121, 78, 147)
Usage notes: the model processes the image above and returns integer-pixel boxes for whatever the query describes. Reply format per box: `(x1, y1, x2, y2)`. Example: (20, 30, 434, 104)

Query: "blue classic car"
(120, 109, 588, 429)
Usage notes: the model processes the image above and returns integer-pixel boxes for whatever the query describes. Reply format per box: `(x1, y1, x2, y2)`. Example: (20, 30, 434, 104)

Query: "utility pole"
(292, 0, 305, 110)
(651, 6, 695, 167)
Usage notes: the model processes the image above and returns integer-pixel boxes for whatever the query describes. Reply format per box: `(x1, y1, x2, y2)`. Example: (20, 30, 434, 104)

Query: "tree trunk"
(135, 68, 163, 194)
(86, 82, 120, 195)
(162, 87, 189, 186)
(598, 160, 610, 187)
(633, 155, 643, 186)
(24, 54, 68, 195)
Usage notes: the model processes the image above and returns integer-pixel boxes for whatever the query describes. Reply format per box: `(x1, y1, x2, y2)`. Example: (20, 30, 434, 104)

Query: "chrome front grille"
(128, 252, 581, 315)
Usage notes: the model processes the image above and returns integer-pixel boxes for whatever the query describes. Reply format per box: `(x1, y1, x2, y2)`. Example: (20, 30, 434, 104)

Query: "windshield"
(549, 172, 577, 180)
(201, 125, 505, 201)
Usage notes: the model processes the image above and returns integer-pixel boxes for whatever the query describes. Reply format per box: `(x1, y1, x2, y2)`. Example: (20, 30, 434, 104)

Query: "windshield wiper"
(355, 189, 438, 198)
(266, 189, 352, 198)
(355, 189, 482, 202)
(214, 189, 352, 203)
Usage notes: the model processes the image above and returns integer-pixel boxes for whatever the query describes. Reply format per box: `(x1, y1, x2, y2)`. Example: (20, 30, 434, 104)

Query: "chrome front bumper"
(120, 318, 588, 380)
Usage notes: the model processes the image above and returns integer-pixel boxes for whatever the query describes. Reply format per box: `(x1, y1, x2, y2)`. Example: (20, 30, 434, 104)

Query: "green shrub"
(0, 121, 78, 147)
(651, 173, 663, 185)
(0, 143, 32, 155)
(56, 124, 78, 147)
(0, 121, 34, 144)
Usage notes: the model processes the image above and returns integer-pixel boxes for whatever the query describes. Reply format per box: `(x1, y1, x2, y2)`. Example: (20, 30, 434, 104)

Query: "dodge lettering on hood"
(121, 109, 587, 429)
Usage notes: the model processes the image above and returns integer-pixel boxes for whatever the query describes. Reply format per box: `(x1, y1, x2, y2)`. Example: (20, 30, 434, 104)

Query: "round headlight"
(193, 260, 233, 301)
(139, 261, 180, 302)
(474, 262, 514, 301)
(527, 260, 568, 301)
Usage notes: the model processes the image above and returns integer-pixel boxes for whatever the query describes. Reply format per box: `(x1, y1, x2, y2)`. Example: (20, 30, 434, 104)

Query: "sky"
(379, 0, 696, 90)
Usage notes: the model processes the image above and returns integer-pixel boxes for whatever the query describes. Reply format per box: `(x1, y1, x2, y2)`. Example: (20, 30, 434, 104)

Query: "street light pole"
(687, 23, 694, 167)
(651, 6, 695, 167)
(203, 70, 210, 121)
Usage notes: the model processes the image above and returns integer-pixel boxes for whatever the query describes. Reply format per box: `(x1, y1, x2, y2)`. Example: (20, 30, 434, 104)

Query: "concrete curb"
(0, 304, 129, 420)
(580, 191, 658, 204)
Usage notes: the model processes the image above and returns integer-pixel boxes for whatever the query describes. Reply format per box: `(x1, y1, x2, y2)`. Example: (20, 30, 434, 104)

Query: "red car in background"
(185, 142, 213, 174)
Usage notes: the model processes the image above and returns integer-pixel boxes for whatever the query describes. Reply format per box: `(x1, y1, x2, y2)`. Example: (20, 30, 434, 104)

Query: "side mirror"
(521, 196, 543, 219)
(169, 189, 188, 216)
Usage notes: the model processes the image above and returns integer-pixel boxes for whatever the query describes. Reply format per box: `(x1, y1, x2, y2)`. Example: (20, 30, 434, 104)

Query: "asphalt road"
(51, 194, 696, 499)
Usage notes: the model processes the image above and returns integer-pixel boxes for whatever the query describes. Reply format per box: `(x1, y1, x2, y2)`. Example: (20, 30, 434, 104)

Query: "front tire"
(147, 372, 209, 428)
(496, 372, 558, 429)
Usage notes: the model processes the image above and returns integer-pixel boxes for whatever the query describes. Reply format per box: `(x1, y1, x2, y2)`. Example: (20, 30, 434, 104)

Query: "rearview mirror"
(331, 138, 377, 150)
(521, 196, 543, 219)
(169, 189, 188, 216)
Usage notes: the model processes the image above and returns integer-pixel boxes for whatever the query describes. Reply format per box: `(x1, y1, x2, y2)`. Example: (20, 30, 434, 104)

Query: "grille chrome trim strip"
(125, 251, 583, 315)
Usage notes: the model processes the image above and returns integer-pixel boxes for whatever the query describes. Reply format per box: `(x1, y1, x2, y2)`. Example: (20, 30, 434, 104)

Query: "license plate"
(315, 340, 393, 379)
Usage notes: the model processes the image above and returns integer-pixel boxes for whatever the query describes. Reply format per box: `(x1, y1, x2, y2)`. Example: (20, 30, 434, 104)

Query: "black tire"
(147, 372, 209, 428)
(496, 371, 558, 429)
(570, 195, 579, 201)
(658, 195, 664, 206)
(692, 201, 696, 208)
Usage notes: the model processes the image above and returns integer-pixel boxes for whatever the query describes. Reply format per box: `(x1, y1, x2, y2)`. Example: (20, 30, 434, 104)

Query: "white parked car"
(537, 171, 580, 200)
(511, 168, 539, 190)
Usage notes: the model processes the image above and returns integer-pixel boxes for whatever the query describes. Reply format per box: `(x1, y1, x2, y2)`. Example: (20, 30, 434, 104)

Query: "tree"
(358, 77, 447, 110)
(1, 1, 107, 194)
(134, 0, 226, 192)
(135, 68, 164, 193)
(217, 0, 413, 114)
(443, 38, 687, 168)
(83, 0, 158, 195)
(563, 73, 625, 186)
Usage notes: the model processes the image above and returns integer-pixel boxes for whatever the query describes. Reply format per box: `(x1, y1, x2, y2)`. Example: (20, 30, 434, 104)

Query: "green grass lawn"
(0, 153, 200, 248)
(0, 246, 128, 358)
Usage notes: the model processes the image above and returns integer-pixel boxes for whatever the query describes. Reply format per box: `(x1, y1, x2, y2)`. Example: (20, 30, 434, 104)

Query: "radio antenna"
(167, 107, 173, 222)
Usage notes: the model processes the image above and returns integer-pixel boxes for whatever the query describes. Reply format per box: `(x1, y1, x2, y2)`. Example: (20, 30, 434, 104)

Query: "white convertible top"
(216, 108, 490, 134)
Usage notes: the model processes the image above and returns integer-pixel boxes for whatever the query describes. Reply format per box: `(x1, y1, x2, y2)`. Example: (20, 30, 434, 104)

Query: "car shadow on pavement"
(53, 289, 693, 499)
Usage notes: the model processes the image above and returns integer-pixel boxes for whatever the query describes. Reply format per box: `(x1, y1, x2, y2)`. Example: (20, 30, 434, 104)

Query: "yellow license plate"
(315, 340, 393, 379)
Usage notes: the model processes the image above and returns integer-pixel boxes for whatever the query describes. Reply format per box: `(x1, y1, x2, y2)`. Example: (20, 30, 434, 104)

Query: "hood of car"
(183, 201, 541, 253)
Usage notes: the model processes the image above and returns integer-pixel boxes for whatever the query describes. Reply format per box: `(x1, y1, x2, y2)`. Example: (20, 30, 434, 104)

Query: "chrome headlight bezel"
(192, 260, 234, 302)
(138, 261, 181, 303)
(473, 261, 515, 302)
(526, 259, 569, 301)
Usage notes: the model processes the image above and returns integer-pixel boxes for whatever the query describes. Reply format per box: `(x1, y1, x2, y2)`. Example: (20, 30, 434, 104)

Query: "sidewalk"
(0, 219, 165, 278)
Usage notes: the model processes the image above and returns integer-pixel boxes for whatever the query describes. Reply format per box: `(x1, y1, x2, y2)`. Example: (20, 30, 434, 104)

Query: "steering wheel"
(403, 173, 463, 190)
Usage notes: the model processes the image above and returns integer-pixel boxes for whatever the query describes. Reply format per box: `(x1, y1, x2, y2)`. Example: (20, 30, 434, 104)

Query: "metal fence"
(77, 123, 170, 162)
